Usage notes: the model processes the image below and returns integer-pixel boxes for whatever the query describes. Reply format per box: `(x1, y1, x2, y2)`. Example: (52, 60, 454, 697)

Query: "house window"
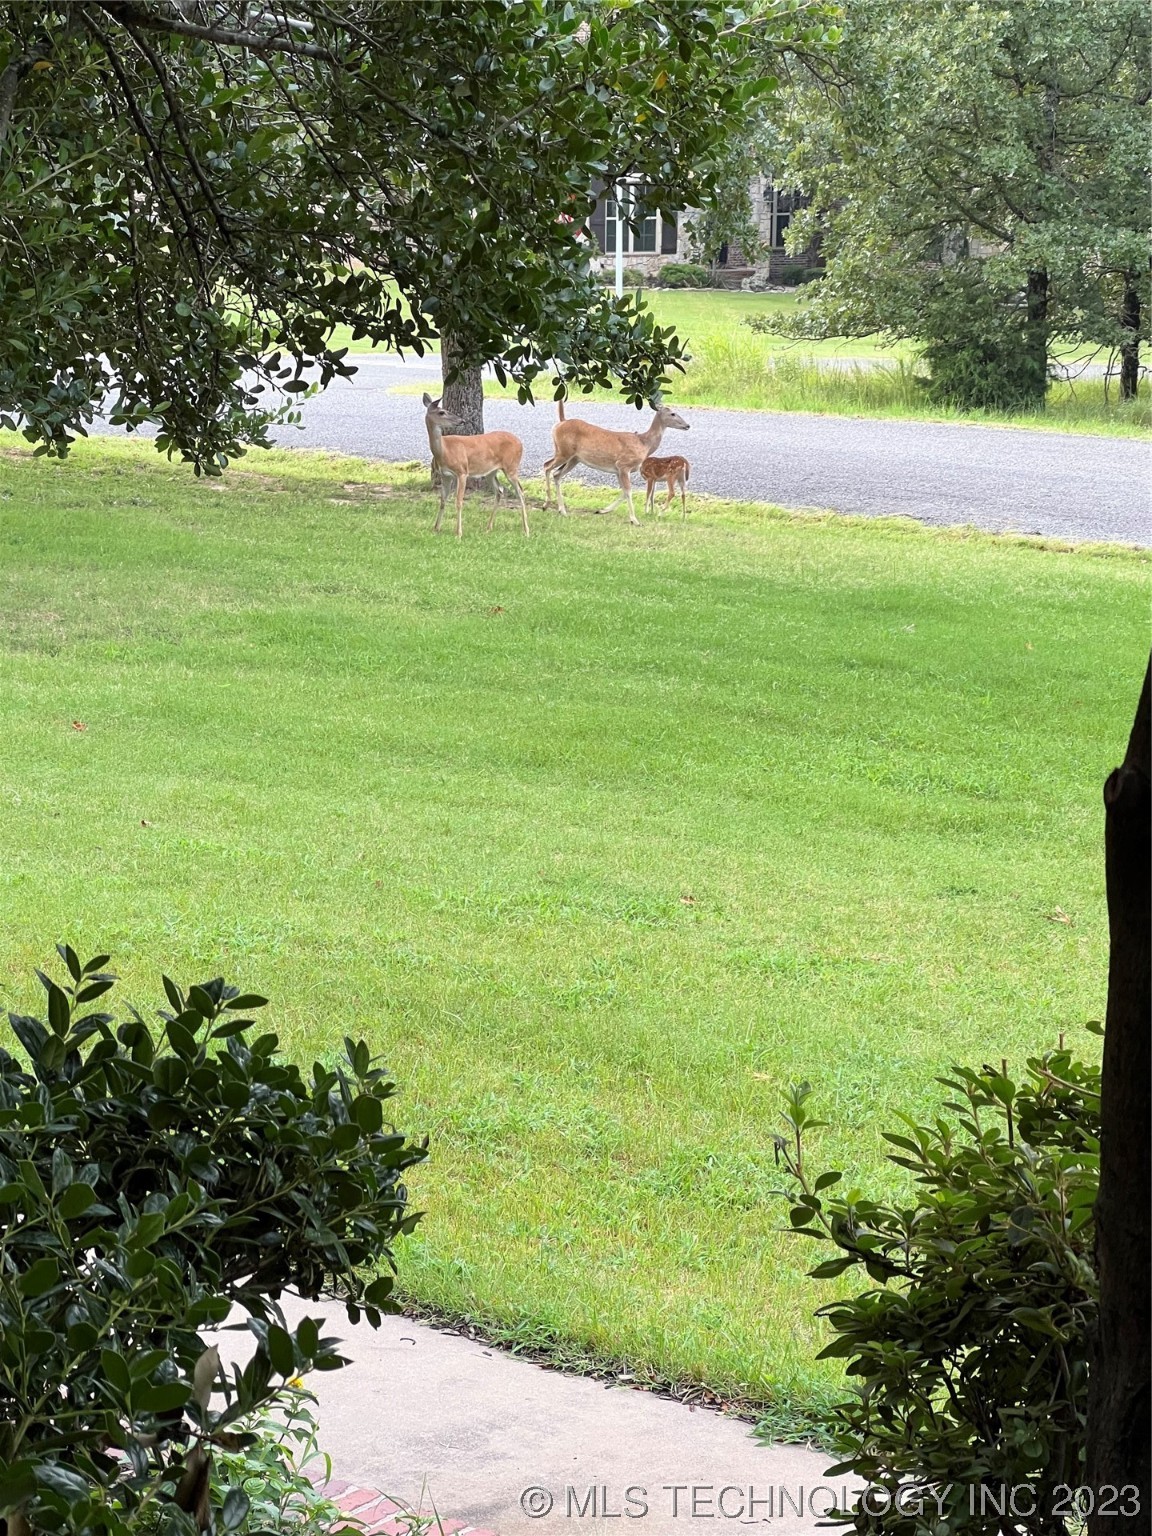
(630, 202, 658, 253)
(603, 193, 620, 253)
(771, 190, 798, 249)
(601, 188, 658, 253)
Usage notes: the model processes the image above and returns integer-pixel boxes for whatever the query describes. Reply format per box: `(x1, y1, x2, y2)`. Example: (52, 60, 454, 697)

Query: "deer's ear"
(422, 392, 432, 405)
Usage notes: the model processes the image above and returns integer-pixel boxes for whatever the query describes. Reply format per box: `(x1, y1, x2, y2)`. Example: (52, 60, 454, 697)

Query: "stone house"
(586, 173, 821, 287)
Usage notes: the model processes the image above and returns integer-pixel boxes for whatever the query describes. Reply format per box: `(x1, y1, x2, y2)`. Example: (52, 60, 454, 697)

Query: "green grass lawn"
(1, 437, 1147, 1426)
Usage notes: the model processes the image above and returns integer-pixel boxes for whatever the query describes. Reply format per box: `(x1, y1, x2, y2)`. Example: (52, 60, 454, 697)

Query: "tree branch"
(92, 0, 337, 61)
(0, 42, 50, 149)
(77, 4, 211, 289)
(117, 15, 235, 248)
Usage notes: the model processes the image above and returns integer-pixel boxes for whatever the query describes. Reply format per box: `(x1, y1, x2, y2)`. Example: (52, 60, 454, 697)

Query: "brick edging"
(308, 1471, 499, 1536)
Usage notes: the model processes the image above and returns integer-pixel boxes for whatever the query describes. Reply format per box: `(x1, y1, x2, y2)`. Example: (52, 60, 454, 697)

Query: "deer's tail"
(684, 462, 691, 482)
(557, 397, 566, 421)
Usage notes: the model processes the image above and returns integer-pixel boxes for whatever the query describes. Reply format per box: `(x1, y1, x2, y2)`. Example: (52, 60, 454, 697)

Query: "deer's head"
(422, 394, 463, 433)
(654, 405, 689, 431)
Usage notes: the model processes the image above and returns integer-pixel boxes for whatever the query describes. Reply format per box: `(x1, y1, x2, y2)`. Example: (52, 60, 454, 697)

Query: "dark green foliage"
(920, 270, 1048, 412)
(771, 0, 1149, 397)
(775, 1042, 1100, 1536)
(654, 263, 713, 289)
(0, 1, 836, 469)
(0, 948, 426, 1535)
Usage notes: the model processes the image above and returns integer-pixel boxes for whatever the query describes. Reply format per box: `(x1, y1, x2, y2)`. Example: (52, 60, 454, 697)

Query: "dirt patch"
(195, 470, 286, 493)
(340, 482, 395, 497)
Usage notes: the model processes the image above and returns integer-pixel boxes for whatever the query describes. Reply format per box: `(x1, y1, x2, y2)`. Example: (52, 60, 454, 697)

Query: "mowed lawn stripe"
(1, 438, 1146, 1416)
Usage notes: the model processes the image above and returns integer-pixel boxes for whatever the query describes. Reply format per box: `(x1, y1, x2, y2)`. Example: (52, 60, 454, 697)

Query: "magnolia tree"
(0, 0, 837, 468)
(766, 0, 1150, 406)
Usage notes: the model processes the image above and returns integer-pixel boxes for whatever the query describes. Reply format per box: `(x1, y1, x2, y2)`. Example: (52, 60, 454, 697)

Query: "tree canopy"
(768, 0, 1150, 403)
(0, 0, 836, 469)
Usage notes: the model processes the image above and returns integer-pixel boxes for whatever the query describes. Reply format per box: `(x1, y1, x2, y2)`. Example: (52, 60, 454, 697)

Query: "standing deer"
(542, 401, 689, 525)
(639, 455, 691, 517)
(422, 393, 529, 538)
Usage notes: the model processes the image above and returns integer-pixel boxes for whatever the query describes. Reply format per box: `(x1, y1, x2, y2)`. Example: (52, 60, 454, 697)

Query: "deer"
(639, 455, 691, 518)
(542, 400, 689, 525)
(422, 393, 529, 538)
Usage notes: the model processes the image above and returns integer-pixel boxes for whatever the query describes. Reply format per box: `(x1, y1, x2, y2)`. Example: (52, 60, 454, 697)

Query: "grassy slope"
(1, 438, 1147, 1418)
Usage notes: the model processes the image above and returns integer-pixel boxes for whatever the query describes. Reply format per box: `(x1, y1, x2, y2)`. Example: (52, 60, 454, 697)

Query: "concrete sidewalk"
(242, 1297, 847, 1536)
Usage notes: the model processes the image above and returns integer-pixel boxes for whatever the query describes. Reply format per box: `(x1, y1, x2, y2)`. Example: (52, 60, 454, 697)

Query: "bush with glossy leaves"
(775, 1041, 1101, 1536)
(0, 947, 426, 1536)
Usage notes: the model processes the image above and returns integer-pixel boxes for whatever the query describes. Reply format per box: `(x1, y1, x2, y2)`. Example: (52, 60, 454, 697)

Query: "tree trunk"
(1024, 269, 1050, 406)
(441, 332, 485, 436)
(1086, 659, 1151, 1536)
(1119, 280, 1140, 403)
(433, 332, 496, 495)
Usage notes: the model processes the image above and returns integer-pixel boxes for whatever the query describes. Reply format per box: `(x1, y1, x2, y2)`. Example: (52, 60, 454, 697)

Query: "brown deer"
(422, 394, 529, 538)
(639, 455, 691, 517)
(542, 400, 689, 524)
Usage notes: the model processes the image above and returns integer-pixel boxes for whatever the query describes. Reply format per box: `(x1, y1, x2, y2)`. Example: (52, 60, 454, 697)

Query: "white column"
(615, 181, 626, 298)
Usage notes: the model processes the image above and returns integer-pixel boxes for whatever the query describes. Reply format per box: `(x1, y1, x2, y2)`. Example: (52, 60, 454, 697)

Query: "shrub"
(655, 263, 712, 289)
(0, 947, 427, 1536)
(775, 265, 809, 287)
(919, 269, 1048, 412)
(599, 267, 647, 288)
(211, 1389, 347, 1536)
(775, 1040, 1100, 1536)
(799, 267, 825, 286)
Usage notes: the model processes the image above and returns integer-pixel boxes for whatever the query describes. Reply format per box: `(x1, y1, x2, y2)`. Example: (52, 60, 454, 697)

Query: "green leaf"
(188, 984, 218, 1019)
(1011, 1306, 1063, 1337)
(35, 1463, 92, 1499)
(266, 1324, 296, 1376)
(135, 1380, 191, 1414)
(166, 1018, 198, 1058)
(352, 1094, 384, 1134)
(18, 1256, 60, 1298)
(58, 1182, 97, 1220)
(0, 1459, 37, 1513)
(76, 978, 114, 1004)
(222, 1488, 251, 1531)
(100, 1349, 132, 1395)
(220, 1078, 251, 1109)
(364, 1275, 395, 1307)
(46, 980, 69, 1036)
(51, 1146, 74, 1195)
(56, 942, 82, 981)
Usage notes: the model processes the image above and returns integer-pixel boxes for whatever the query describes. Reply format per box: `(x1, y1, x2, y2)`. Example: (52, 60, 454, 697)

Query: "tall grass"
(667, 330, 1151, 436)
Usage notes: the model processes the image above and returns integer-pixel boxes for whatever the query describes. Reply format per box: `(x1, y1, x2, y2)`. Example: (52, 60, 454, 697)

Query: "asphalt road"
(266, 355, 1150, 545)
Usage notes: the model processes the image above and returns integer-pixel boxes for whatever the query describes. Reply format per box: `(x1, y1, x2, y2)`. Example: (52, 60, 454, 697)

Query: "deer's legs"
(551, 459, 576, 515)
(454, 471, 466, 538)
(511, 477, 530, 537)
(604, 464, 639, 525)
(542, 455, 556, 509)
(486, 475, 530, 536)
(433, 472, 449, 533)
